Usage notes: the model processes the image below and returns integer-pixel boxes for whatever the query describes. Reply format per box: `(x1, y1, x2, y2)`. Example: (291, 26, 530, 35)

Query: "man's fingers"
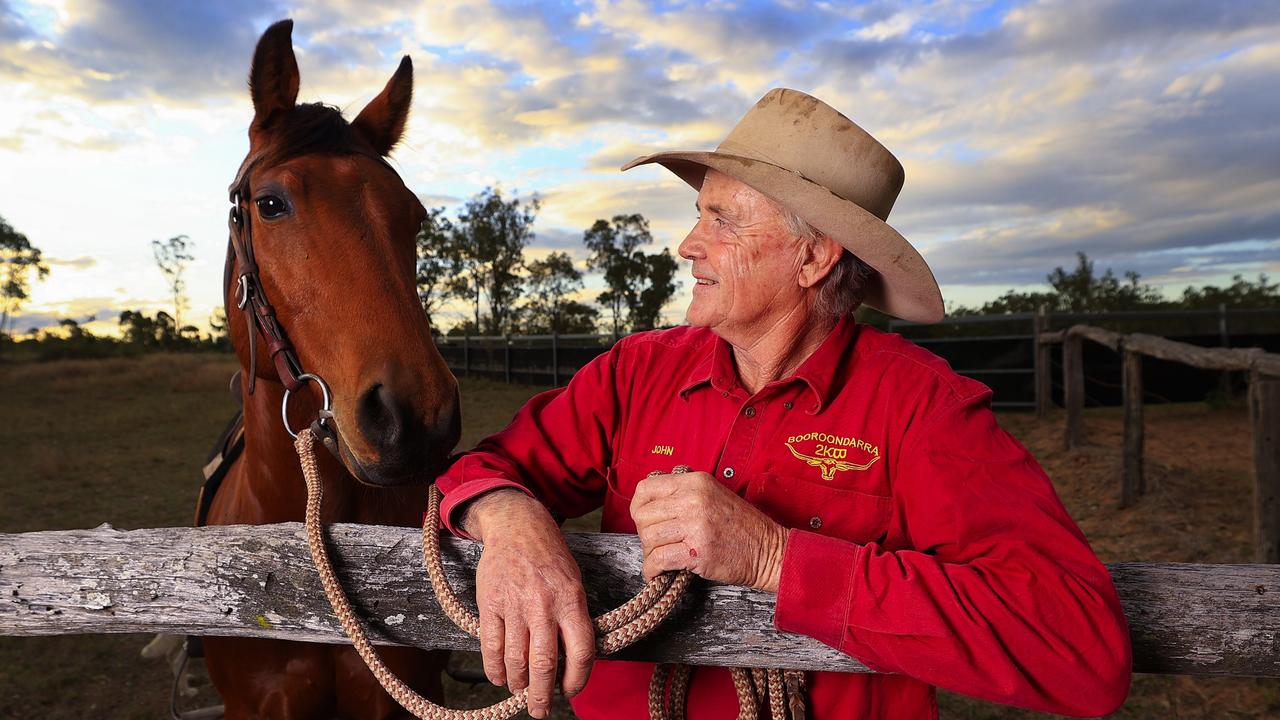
(478, 608, 506, 686)
(559, 602, 596, 697)
(504, 616, 531, 692)
(643, 541, 696, 581)
(526, 619, 559, 719)
(637, 518, 687, 555)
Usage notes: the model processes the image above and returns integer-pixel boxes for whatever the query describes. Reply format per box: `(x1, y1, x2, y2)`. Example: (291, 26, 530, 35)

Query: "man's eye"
(255, 196, 288, 219)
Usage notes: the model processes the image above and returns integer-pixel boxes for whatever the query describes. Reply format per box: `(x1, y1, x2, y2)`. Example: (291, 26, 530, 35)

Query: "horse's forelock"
(256, 102, 365, 171)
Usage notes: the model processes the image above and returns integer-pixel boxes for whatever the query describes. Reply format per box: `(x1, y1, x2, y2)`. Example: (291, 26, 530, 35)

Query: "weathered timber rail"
(1040, 324, 1280, 563)
(3, 523, 1280, 677)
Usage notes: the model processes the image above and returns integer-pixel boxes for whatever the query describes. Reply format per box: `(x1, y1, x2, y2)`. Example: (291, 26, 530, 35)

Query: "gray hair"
(779, 207, 875, 319)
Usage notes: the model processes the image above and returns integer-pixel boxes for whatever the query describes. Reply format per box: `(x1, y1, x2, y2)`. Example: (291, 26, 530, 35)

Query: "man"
(435, 88, 1132, 720)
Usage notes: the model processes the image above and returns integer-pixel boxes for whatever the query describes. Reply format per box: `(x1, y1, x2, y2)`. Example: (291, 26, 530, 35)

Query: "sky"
(2, 0, 1278, 336)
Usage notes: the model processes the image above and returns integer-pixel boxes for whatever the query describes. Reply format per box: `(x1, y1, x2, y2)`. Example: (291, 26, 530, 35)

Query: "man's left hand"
(630, 471, 789, 592)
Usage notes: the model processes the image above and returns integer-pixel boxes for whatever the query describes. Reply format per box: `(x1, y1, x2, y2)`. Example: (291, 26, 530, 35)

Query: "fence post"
(462, 333, 470, 378)
(1219, 302, 1232, 400)
(551, 332, 560, 387)
(1035, 305, 1051, 417)
(1251, 369, 1280, 563)
(1121, 341, 1144, 508)
(503, 333, 512, 384)
(1064, 329, 1085, 449)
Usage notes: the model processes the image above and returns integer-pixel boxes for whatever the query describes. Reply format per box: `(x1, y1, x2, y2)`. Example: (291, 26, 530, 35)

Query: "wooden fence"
(439, 307, 1280, 410)
(1039, 325, 1280, 560)
(4, 523, 1280, 677)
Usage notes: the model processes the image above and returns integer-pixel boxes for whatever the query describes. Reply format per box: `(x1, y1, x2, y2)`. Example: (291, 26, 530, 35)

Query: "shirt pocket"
(601, 457, 650, 533)
(751, 471, 893, 545)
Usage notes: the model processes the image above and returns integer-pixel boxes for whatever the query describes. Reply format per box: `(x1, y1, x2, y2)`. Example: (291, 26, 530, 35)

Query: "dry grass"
(1, 353, 1277, 718)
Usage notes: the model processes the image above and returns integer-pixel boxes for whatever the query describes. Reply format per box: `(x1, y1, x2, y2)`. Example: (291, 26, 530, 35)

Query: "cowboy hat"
(621, 88, 944, 324)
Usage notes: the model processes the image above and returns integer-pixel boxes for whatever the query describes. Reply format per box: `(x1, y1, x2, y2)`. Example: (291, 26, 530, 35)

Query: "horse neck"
(238, 377, 430, 527)
(239, 378, 360, 524)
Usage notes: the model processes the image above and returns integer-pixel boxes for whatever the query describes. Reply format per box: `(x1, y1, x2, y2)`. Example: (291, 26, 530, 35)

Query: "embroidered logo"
(784, 432, 880, 481)
(651, 444, 675, 456)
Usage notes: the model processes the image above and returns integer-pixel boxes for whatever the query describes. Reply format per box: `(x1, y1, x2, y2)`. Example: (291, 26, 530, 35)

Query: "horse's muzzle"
(346, 382, 460, 486)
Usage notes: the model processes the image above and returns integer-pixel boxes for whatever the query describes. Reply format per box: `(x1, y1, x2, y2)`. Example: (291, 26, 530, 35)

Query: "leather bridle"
(223, 147, 394, 447)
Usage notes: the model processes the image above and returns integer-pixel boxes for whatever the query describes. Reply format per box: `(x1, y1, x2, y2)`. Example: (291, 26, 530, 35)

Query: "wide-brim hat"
(621, 88, 943, 323)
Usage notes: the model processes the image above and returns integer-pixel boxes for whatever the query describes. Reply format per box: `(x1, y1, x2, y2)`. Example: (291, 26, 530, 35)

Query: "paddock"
(3, 354, 1279, 718)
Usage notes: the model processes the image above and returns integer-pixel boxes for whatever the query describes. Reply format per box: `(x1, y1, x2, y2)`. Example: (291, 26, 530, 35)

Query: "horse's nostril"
(357, 382, 402, 447)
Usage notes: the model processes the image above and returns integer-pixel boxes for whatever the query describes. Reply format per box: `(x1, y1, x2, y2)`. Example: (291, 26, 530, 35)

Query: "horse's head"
(227, 20, 459, 486)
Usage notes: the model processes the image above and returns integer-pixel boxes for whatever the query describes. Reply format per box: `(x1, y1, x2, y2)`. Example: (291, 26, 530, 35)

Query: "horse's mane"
(259, 102, 367, 169)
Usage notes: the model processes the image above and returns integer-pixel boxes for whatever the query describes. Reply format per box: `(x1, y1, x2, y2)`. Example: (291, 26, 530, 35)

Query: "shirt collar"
(678, 316, 859, 412)
(791, 315, 858, 414)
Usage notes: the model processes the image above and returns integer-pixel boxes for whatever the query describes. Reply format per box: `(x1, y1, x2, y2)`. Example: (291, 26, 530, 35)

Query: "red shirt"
(436, 318, 1132, 719)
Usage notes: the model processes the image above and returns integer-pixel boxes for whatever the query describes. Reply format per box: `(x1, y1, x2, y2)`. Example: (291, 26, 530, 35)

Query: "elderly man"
(434, 89, 1131, 720)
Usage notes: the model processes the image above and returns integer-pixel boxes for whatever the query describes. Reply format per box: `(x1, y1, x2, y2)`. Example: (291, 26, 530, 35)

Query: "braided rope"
(297, 429, 704, 720)
(299, 429, 528, 719)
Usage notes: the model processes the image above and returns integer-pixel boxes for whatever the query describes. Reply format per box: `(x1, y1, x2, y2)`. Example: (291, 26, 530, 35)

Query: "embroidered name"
(651, 445, 674, 456)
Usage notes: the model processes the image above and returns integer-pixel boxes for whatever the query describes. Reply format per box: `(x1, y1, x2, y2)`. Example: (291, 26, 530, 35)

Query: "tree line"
(947, 252, 1279, 315)
(3, 209, 1277, 362)
(416, 187, 678, 336)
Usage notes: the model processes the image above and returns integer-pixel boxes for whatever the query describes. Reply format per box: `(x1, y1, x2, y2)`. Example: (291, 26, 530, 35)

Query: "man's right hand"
(459, 489, 595, 719)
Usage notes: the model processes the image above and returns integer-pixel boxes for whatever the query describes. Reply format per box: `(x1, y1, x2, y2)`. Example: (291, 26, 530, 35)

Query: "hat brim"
(622, 150, 944, 324)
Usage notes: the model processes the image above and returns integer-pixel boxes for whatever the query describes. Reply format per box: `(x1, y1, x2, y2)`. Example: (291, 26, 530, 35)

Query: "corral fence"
(1038, 324, 1280, 559)
(437, 307, 1280, 410)
(4, 523, 1280, 679)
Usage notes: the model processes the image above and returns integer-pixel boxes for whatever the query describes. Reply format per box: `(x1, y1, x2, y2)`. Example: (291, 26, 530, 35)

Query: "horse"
(200, 20, 460, 719)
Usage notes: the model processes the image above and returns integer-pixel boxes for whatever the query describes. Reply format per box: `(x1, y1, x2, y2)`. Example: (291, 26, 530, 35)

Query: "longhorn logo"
(785, 441, 879, 481)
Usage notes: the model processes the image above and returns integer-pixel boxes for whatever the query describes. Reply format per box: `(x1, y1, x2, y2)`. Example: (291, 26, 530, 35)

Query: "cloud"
(0, 0, 283, 103)
(3, 0, 1278, 315)
(46, 255, 97, 269)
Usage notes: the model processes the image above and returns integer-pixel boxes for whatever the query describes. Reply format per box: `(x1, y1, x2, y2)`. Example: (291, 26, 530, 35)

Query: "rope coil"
(296, 429, 805, 719)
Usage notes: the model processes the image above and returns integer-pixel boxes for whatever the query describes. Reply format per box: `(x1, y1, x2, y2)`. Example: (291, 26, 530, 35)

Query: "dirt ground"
(1, 353, 1277, 719)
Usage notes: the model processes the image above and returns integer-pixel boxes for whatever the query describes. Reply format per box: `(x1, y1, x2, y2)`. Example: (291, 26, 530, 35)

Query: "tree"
(1179, 274, 1279, 309)
(1, 215, 49, 338)
(519, 251, 598, 334)
(634, 249, 679, 331)
(448, 188, 540, 334)
(151, 235, 194, 330)
(953, 252, 1165, 315)
(208, 307, 231, 349)
(415, 206, 455, 327)
(584, 214, 679, 333)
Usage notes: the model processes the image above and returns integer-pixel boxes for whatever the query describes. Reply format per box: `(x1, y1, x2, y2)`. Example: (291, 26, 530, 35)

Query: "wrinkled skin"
(457, 169, 845, 718)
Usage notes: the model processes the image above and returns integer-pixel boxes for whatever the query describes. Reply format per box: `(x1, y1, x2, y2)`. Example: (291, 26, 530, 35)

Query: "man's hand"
(459, 489, 595, 719)
(629, 471, 789, 592)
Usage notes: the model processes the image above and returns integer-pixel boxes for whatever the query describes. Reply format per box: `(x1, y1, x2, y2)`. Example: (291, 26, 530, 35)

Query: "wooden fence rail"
(1038, 325, 1280, 560)
(4, 523, 1280, 677)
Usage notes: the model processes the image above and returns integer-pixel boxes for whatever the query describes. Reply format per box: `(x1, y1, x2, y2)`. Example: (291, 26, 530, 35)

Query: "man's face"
(679, 169, 807, 335)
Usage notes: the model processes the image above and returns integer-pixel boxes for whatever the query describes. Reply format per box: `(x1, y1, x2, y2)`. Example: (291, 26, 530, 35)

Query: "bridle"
(223, 146, 397, 447)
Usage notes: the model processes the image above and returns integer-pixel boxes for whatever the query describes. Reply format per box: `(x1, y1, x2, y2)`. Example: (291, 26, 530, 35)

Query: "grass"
(1, 353, 1277, 718)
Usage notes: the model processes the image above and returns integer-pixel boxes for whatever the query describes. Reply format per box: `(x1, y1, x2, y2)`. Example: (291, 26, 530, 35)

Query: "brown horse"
(202, 20, 459, 719)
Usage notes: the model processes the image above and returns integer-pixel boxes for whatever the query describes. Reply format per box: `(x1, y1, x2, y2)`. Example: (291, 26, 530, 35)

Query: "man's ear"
(352, 56, 413, 156)
(248, 19, 300, 133)
(797, 235, 845, 289)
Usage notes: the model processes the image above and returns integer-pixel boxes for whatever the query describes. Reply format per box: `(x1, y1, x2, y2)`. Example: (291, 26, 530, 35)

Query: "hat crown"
(716, 88, 904, 221)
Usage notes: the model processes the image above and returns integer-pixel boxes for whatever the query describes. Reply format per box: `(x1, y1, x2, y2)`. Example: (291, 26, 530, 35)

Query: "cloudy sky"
(2, 0, 1277, 335)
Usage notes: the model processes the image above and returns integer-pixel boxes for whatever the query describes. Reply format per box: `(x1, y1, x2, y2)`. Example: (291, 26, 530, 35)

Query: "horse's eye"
(255, 195, 289, 219)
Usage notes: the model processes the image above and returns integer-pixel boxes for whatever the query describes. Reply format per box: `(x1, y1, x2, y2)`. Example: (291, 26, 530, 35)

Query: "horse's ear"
(352, 56, 413, 156)
(249, 19, 299, 132)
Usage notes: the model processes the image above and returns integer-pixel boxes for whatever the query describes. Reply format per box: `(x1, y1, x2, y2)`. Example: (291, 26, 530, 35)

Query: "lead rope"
(296, 429, 805, 720)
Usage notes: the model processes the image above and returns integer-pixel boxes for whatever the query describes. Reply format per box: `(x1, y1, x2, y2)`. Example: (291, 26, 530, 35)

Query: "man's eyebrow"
(697, 201, 739, 221)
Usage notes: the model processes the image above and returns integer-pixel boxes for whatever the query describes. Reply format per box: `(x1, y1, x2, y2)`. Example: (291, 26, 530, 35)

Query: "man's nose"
(678, 224, 706, 260)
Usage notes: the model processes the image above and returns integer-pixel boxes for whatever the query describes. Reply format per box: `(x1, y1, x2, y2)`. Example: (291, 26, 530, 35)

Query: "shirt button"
(723, 467, 735, 479)
(783, 401, 794, 410)
(744, 406, 756, 418)
(809, 516, 822, 529)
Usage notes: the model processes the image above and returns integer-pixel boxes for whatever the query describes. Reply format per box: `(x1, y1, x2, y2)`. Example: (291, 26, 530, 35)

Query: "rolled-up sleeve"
(774, 386, 1132, 717)
(435, 342, 625, 538)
